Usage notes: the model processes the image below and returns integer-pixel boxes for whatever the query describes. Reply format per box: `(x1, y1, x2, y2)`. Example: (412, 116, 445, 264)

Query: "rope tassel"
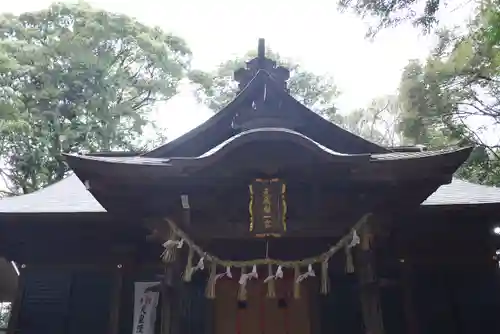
(345, 229, 360, 273)
(238, 267, 248, 301)
(214, 266, 232, 282)
(320, 260, 329, 295)
(293, 265, 301, 299)
(160, 233, 183, 263)
(349, 230, 361, 247)
(189, 257, 205, 278)
(183, 247, 194, 282)
(238, 265, 258, 301)
(296, 264, 315, 283)
(205, 261, 217, 299)
(266, 264, 276, 298)
(345, 244, 355, 273)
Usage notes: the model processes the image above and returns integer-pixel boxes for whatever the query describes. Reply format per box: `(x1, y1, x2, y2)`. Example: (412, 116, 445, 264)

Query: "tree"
(0, 2, 191, 194)
(395, 4, 500, 185)
(189, 49, 340, 121)
(0, 302, 10, 329)
(339, 95, 404, 146)
(338, 0, 442, 36)
(337, 0, 476, 36)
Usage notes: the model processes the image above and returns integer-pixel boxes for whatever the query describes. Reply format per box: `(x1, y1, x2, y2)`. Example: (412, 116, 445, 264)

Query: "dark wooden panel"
(446, 267, 500, 334)
(319, 274, 363, 334)
(178, 277, 208, 334)
(380, 286, 405, 334)
(67, 270, 113, 334)
(412, 269, 456, 334)
(17, 268, 72, 334)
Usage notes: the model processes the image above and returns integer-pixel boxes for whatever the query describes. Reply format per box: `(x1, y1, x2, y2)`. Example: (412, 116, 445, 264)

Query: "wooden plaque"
(249, 178, 287, 237)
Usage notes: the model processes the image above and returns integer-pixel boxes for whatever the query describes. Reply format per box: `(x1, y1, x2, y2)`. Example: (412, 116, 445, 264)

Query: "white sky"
(2, 0, 473, 141)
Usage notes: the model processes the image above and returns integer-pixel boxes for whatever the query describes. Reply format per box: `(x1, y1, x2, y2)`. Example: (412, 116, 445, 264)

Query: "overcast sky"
(3, 0, 473, 140)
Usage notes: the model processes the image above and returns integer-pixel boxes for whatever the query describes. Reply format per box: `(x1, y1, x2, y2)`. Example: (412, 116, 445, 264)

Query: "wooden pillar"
(108, 266, 123, 334)
(204, 298, 215, 334)
(356, 222, 385, 334)
(160, 263, 174, 334)
(164, 259, 182, 334)
(400, 260, 418, 334)
(308, 279, 322, 334)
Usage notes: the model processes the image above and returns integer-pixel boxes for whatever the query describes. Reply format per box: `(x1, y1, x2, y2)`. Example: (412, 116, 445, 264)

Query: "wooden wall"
(8, 263, 214, 334)
(3, 204, 500, 334)
(375, 206, 500, 334)
(12, 266, 114, 334)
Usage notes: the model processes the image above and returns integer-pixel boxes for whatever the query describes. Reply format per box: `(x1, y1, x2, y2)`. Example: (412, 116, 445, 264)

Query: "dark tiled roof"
(0, 174, 105, 213)
(65, 132, 467, 166)
(0, 175, 498, 213)
(144, 70, 389, 158)
(423, 178, 500, 205)
(370, 147, 461, 160)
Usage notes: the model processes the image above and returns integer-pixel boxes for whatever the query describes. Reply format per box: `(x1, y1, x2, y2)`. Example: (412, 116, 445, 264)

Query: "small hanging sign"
(249, 178, 287, 237)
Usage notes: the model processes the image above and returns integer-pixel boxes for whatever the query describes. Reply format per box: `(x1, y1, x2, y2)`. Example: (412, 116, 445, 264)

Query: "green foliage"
(338, 95, 404, 146)
(394, 2, 500, 185)
(478, 1, 500, 49)
(190, 49, 340, 121)
(0, 302, 10, 328)
(0, 2, 191, 194)
(338, 0, 441, 36)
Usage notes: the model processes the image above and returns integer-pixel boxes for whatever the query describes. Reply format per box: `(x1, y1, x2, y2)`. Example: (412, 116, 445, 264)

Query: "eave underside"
(63, 129, 472, 185)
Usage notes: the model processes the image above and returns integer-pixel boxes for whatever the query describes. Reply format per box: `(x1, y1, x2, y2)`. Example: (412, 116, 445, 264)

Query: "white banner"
(132, 281, 160, 334)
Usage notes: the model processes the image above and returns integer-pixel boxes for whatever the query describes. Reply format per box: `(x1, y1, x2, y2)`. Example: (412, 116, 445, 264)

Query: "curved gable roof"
(0, 175, 498, 214)
(144, 70, 389, 158)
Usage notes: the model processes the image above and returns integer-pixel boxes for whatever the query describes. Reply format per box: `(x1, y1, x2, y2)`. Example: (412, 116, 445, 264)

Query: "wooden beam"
(400, 260, 419, 334)
(108, 267, 123, 334)
(356, 221, 385, 334)
(165, 259, 183, 334)
(204, 299, 215, 334)
(184, 222, 350, 239)
(308, 279, 322, 334)
(147, 218, 363, 240)
(160, 271, 172, 334)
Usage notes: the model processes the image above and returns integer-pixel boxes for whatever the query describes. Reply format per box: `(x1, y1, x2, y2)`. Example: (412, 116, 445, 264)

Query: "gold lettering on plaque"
(248, 179, 287, 237)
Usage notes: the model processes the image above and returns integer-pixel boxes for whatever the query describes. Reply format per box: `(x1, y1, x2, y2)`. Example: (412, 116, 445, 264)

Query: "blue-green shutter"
(17, 269, 72, 334)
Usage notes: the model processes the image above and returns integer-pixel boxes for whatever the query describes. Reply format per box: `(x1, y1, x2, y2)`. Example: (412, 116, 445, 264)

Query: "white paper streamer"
(214, 266, 233, 281)
(296, 264, 315, 283)
(239, 265, 258, 285)
(162, 239, 184, 249)
(264, 265, 284, 283)
(348, 230, 360, 248)
(189, 257, 205, 277)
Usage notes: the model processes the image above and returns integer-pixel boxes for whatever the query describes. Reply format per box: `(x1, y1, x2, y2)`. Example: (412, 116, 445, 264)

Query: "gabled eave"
(2, 167, 500, 216)
(144, 70, 389, 158)
(143, 71, 264, 158)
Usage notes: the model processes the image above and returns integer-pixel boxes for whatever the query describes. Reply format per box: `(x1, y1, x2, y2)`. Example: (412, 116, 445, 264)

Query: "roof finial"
(234, 38, 290, 91)
(258, 38, 265, 61)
